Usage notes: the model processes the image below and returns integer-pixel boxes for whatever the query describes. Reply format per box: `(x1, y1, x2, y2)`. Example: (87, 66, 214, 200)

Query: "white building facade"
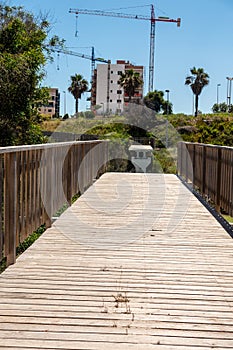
(38, 88, 60, 118)
(94, 60, 144, 115)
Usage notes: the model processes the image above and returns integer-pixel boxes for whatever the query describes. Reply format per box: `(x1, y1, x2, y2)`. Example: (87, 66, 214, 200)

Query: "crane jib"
(69, 8, 181, 92)
(69, 9, 151, 21)
(69, 8, 181, 26)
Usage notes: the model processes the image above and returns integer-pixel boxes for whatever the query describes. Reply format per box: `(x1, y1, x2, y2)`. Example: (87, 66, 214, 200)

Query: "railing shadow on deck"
(0, 140, 108, 267)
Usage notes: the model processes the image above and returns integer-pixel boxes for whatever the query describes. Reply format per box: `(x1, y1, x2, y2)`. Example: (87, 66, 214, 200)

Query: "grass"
(222, 214, 233, 224)
(0, 224, 46, 274)
(16, 225, 46, 257)
(41, 119, 61, 132)
(0, 257, 6, 274)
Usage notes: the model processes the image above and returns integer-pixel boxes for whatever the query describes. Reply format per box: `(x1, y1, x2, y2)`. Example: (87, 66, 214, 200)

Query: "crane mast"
(69, 6, 180, 92)
(149, 5, 155, 93)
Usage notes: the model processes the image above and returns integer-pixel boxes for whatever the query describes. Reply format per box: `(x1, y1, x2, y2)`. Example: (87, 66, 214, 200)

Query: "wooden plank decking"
(0, 173, 233, 349)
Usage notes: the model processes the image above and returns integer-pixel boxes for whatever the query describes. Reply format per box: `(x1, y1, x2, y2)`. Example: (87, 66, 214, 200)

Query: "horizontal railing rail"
(0, 140, 108, 267)
(177, 142, 233, 216)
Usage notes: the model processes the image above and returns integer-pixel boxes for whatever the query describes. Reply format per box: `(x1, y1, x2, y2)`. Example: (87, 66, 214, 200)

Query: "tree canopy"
(0, 5, 63, 146)
(212, 102, 233, 114)
(68, 74, 89, 117)
(185, 67, 209, 117)
(143, 90, 173, 114)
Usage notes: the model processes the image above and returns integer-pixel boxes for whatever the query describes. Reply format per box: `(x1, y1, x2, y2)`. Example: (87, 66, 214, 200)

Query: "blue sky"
(10, 0, 233, 116)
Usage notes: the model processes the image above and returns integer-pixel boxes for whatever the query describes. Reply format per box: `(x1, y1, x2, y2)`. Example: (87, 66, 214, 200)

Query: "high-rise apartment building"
(38, 88, 60, 118)
(93, 60, 144, 115)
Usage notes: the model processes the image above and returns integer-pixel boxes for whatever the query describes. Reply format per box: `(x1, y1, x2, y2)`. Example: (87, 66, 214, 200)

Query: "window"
(110, 99, 112, 102)
(118, 71, 122, 75)
(117, 99, 121, 103)
(117, 90, 122, 94)
(116, 109, 121, 114)
(139, 152, 144, 158)
(48, 109, 52, 112)
(110, 90, 113, 93)
(111, 70, 113, 74)
(130, 151, 136, 157)
(111, 80, 113, 83)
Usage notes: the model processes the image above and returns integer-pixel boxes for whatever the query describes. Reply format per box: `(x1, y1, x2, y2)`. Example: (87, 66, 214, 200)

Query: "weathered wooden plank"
(0, 173, 233, 349)
(2, 329, 233, 347)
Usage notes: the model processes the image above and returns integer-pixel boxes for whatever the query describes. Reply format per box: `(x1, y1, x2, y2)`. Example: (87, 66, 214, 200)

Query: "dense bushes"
(169, 113, 233, 146)
(42, 112, 233, 174)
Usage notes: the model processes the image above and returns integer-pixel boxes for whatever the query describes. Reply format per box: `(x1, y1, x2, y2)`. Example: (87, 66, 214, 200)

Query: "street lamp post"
(165, 89, 170, 148)
(217, 84, 221, 105)
(63, 91, 66, 116)
(226, 77, 233, 107)
(165, 89, 170, 115)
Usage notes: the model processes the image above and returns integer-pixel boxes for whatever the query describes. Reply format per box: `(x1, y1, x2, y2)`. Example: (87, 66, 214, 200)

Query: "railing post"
(185, 143, 189, 182)
(42, 148, 52, 229)
(201, 145, 206, 196)
(216, 147, 222, 212)
(0, 155, 3, 262)
(4, 152, 17, 266)
(177, 142, 181, 176)
(192, 143, 196, 187)
(66, 146, 72, 206)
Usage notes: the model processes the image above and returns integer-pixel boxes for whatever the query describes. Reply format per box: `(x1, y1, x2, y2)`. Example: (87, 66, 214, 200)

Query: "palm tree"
(185, 67, 209, 117)
(118, 69, 143, 102)
(68, 74, 88, 116)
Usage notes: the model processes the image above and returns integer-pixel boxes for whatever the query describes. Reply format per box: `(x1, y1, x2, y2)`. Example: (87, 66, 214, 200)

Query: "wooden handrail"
(0, 140, 108, 267)
(0, 140, 102, 153)
(177, 141, 233, 216)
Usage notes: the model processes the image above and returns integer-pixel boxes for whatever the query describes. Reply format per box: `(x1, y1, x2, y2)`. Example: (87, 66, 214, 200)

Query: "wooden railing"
(177, 142, 233, 216)
(0, 140, 108, 267)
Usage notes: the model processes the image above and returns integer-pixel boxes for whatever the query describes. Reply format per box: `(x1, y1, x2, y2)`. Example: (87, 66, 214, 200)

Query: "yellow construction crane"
(69, 5, 181, 92)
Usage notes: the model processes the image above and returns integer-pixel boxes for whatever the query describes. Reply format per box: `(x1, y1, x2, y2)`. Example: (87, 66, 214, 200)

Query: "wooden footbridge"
(0, 141, 233, 349)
